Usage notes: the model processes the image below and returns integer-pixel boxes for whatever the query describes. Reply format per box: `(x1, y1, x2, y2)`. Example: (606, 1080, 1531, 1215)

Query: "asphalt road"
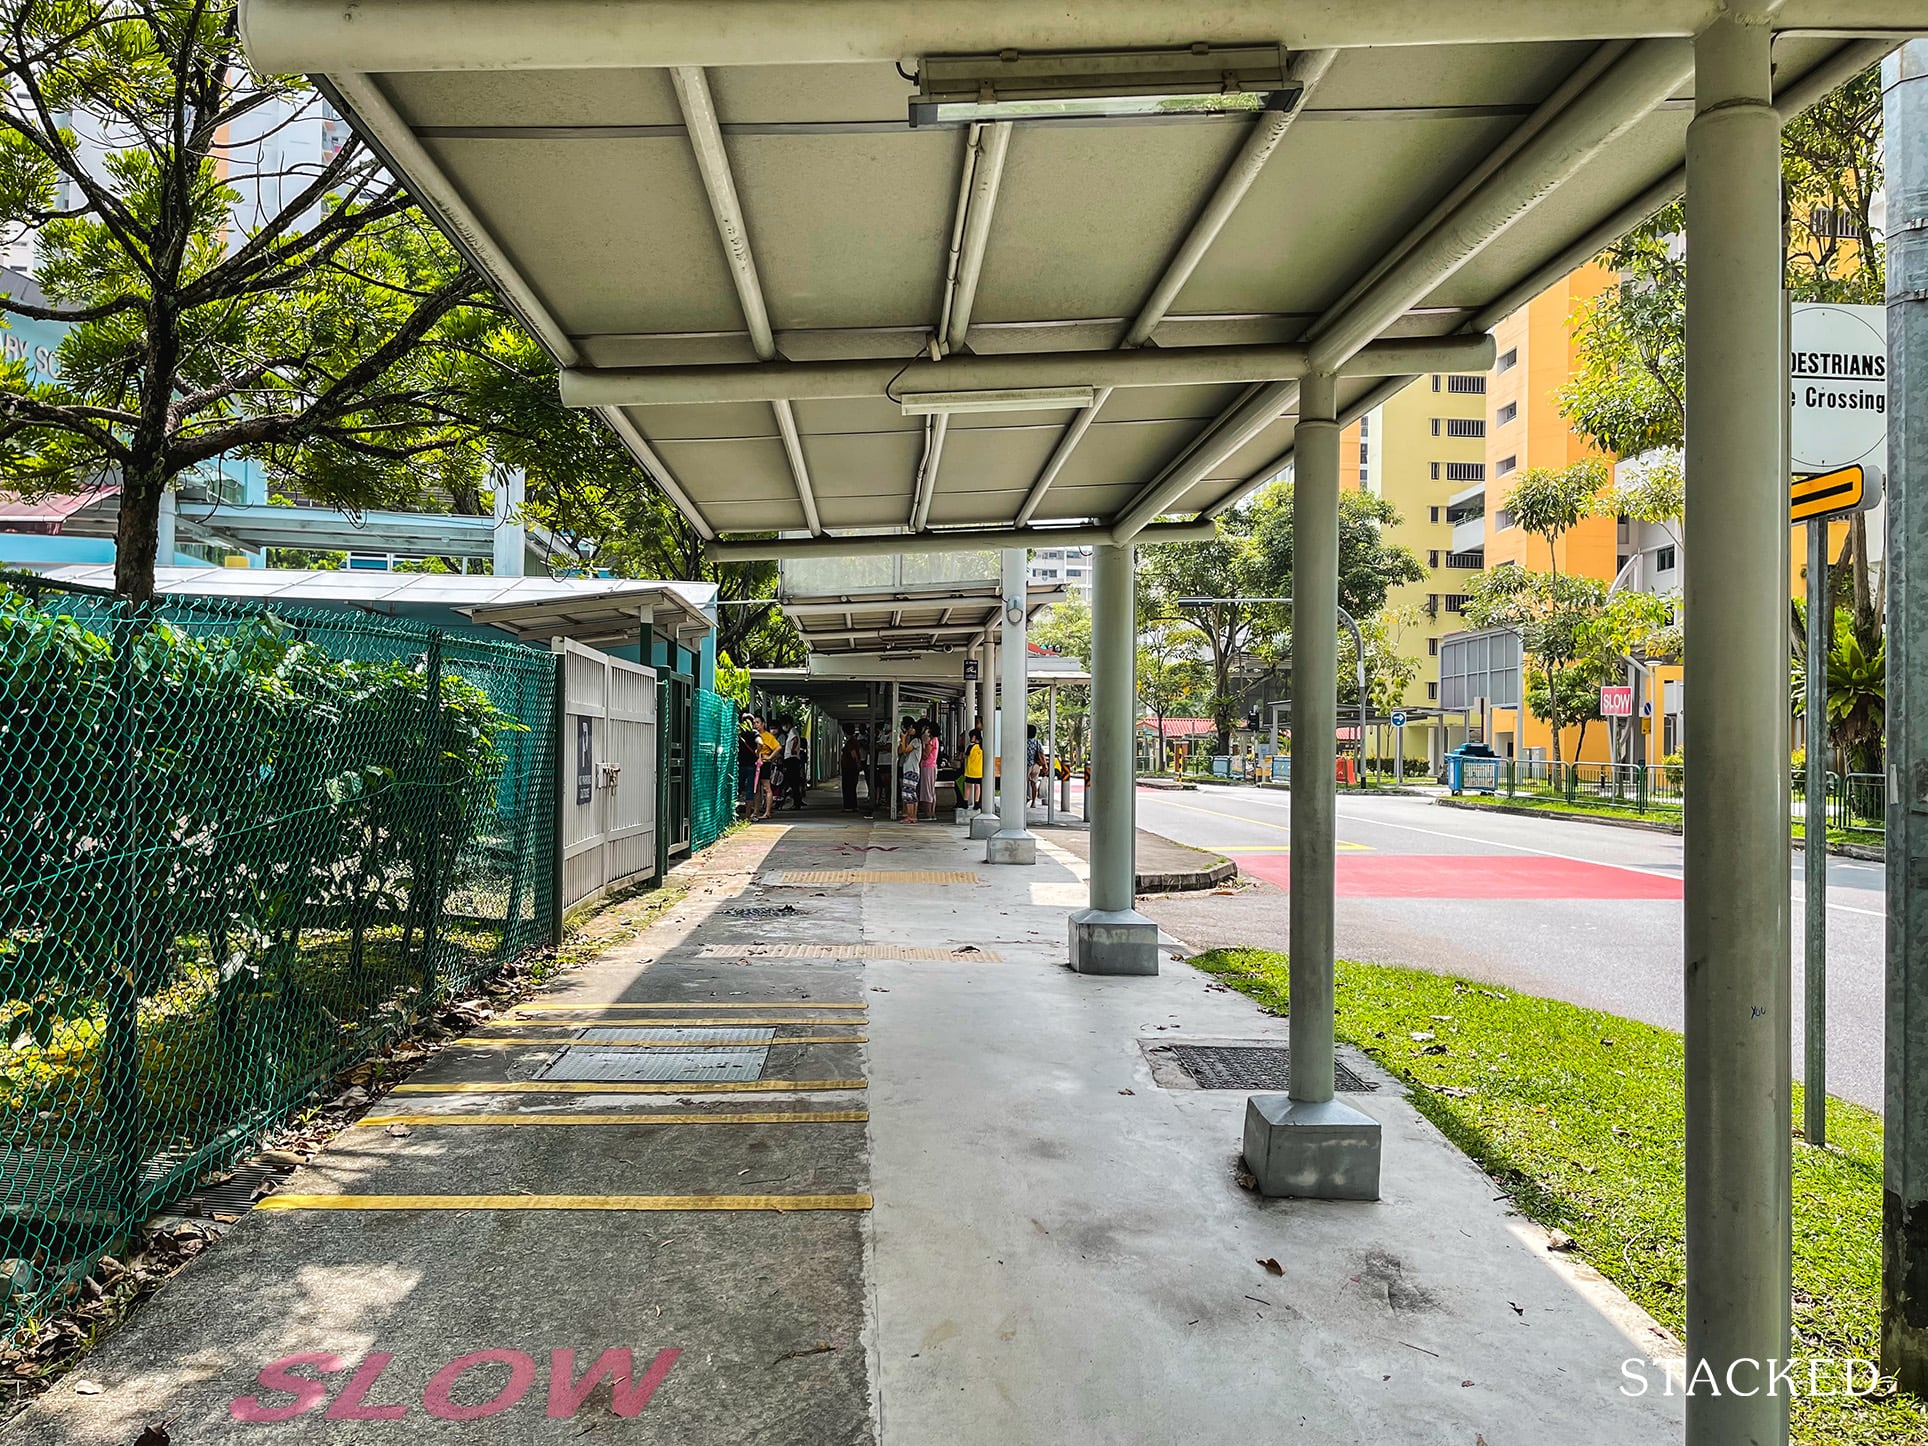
(1130, 785, 1888, 1111)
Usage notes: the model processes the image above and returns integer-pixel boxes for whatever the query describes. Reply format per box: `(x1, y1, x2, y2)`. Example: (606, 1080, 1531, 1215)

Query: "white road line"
(1143, 791, 1886, 916)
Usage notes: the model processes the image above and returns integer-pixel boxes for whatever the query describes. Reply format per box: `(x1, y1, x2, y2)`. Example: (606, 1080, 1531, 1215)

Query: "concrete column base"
(1242, 1095, 1382, 1201)
(968, 812, 1002, 840)
(1068, 908, 1159, 976)
(954, 805, 974, 826)
(986, 830, 1037, 865)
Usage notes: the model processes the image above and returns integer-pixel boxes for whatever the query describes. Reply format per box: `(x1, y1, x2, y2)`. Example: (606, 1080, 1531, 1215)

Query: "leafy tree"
(1029, 595, 1092, 764)
(1247, 483, 1426, 626)
(0, 1, 554, 599)
(1463, 567, 1604, 764)
(1136, 623, 1209, 771)
(1604, 448, 1684, 557)
(1500, 459, 1609, 584)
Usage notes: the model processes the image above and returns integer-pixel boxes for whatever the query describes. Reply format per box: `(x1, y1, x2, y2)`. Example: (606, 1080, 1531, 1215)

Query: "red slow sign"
(1600, 685, 1635, 719)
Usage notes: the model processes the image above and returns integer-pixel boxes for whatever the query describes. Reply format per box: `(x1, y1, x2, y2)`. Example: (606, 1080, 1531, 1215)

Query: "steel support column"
(1070, 543, 1157, 973)
(1805, 518, 1829, 1149)
(1883, 37, 1928, 1400)
(970, 641, 1000, 837)
(1682, 16, 1790, 1443)
(989, 549, 1037, 864)
(1242, 371, 1380, 1200)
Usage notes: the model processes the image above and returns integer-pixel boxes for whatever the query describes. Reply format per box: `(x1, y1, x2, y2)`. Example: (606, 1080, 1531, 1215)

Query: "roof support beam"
(707, 520, 1215, 563)
(1015, 48, 1337, 526)
(672, 65, 823, 534)
(1303, 38, 1694, 372)
(320, 72, 714, 537)
(242, 1, 1914, 74)
(558, 335, 1494, 408)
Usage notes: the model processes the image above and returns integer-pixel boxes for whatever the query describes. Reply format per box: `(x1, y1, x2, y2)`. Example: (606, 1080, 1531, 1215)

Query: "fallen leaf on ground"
(133, 1426, 172, 1446)
(1118, 1088, 1134, 1096)
(1257, 1258, 1284, 1276)
(72, 1380, 102, 1395)
(1234, 1165, 1257, 1191)
(1546, 1231, 1576, 1252)
(1409, 1031, 1435, 1043)
(384, 1124, 411, 1138)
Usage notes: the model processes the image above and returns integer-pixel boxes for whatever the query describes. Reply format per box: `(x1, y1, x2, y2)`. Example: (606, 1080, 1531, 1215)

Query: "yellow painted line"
(355, 1110, 869, 1128)
(511, 1002, 866, 1012)
(257, 1193, 872, 1213)
(486, 1017, 869, 1027)
(389, 1079, 867, 1095)
(453, 1035, 867, 1049)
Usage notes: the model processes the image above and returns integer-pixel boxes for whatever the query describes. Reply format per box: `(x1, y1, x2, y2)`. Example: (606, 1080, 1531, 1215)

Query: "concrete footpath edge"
(1432, 796, 1884, 862)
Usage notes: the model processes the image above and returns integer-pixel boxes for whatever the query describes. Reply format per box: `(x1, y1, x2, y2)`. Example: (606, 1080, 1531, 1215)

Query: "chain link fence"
(0, 583, 556, 1333)
(690, 688, 739, 852)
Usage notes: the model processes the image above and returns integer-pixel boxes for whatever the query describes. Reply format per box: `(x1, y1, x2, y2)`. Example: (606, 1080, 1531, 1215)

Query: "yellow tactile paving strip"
(389, 1079, 868, 1095)
(696, 944, 1001, 961)
(451, 1035, 867, 1049)
(762, 869, 983, 885)
(258, 1193, 872, 1213)
(355, 1110, 869, 1128)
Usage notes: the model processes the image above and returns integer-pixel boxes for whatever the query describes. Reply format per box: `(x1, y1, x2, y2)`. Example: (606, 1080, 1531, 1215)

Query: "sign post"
(1790, 298, 1887, 1151)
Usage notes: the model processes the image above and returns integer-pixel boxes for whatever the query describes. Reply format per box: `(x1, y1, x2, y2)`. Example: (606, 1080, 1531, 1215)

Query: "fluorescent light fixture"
(909, 46, 1298, 128)
(898, 385, 1096, 416)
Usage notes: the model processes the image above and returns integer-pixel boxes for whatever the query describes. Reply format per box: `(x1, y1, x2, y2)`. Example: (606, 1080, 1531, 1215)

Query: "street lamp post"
(1173, 596, 1371, 787)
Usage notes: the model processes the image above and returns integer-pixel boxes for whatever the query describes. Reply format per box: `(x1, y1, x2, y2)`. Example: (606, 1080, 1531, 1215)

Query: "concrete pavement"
(1133, 786, 1888, 1110)
(14, 814, 1681, 1445)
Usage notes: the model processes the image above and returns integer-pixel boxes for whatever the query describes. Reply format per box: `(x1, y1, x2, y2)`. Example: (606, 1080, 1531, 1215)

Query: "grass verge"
(1192, 946, 1920, 1445)
(1443, 791, 1883, 851)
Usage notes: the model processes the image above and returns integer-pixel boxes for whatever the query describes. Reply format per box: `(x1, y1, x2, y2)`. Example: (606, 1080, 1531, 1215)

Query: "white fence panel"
(557, 639, 658, 911)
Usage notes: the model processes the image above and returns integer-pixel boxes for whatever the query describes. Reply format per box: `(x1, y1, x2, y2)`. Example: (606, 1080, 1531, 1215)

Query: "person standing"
(898, 718, 921, 824)
(753, 715, 782, 821)
(961, 726, 984, 813)
(783, 715, 806, 810)
(1026, 723, 1045, 807)
(919, 720, 940, 821)
(841, 728, 865, 812)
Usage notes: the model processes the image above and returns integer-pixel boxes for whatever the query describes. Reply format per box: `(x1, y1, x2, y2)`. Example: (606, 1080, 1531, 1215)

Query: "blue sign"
(1389, 710, 1407, 728)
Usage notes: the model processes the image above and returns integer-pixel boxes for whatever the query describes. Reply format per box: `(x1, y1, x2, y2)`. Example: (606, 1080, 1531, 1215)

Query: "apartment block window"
(1495, 509, 1514, 531)
(1447, 375, 1487, 395)
(1497, 348, 1519, 373)
(1359, 415, 1370, 437)
(1428, 549, 1440, 568)
(1429, 506, 1441, 523)
(1430, 462, 1441, 480)
(1495, 455, 1518, 477)
(1807, 206, 1865, 241)
(1496, 401, 1518, 426)
(1444, 594, 1471, 614)
(1446, 417, 1485, 438)
(1431, 374, 1442, 391)
(1427, 637, 1440, 657)
(1444, 461, 1485, 483)
(1430, 417, 1441, 436)
(1359, 443, 1369, 464)
(1360, 468, 1370, 484)
(1656, 545, 1677, 573)
(1427, 682, 1439, 700)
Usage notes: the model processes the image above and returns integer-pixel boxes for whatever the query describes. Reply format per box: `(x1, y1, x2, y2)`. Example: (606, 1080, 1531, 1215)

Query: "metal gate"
(659, 671, 694, 872)
(557, 639, 658, 911)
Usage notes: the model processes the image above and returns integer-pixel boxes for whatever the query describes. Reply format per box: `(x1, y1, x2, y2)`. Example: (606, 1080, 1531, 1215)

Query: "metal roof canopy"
(241, 2, 1901, 557)
(30, 565, 716, 648)
(782, 580, 1066, 657)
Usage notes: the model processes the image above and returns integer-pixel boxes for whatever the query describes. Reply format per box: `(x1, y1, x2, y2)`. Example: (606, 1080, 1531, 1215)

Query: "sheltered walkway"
(15, 815, 1679, 1445)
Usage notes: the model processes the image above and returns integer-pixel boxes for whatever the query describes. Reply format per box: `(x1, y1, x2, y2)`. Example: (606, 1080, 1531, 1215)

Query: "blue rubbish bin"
(1448, 743, 1501, 794)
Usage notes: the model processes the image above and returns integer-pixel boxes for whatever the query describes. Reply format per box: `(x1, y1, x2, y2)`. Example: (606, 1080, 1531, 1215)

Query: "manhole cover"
(727, 905, 801, 920)
(1165, 1045, 1378, 1093)
(538, 1048, 769, 1083)
(577, 1026, 777, 1046)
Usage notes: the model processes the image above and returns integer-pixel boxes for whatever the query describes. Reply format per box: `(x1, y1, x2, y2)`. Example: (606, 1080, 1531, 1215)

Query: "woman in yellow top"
(753, 716, 782, 820)
(961, 726, 985, 812)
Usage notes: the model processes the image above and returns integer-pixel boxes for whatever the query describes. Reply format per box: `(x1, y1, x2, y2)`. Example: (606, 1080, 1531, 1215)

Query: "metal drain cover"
(1165, 1045, 1378, 1093)
(577, 1026, 776, 1045)
(538, 1048, 769, 1083)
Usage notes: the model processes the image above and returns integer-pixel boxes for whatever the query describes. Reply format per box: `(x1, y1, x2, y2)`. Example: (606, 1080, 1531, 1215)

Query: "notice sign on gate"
(576, 716, 594, 805)
(1600, 685, 1634, 719)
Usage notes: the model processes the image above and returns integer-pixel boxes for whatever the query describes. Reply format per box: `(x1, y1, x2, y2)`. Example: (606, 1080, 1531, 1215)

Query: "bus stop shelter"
(239, 5, 1924, 1438)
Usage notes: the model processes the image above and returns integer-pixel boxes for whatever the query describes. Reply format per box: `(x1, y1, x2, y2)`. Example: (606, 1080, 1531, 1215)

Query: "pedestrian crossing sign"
(1790, 463, 1881, 524)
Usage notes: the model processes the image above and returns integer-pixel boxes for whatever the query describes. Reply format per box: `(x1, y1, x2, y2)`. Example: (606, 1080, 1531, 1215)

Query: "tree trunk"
(1546, 663, 1565, 763)
(113, 461, 169, 601)
(1849, 512, 1879, 648)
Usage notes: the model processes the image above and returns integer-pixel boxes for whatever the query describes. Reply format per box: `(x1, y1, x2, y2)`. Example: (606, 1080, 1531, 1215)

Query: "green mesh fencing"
(690, 689, 739, 852)
(0, 583, 556, 1334)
